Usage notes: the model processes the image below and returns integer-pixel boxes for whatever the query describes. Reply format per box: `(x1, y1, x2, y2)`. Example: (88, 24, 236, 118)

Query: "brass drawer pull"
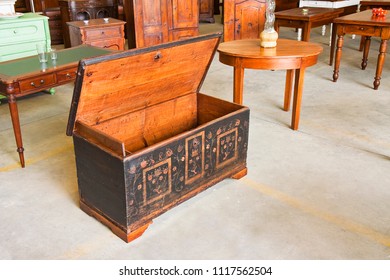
(30, 80, 45, 87)
(66, 73, 72, 78)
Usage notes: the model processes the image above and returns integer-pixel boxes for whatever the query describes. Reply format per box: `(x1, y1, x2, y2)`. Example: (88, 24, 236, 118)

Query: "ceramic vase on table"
(260, 0, 278, 48)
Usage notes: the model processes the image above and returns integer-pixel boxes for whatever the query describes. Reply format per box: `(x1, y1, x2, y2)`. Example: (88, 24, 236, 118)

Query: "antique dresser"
(0, 13, 51, 62)
(59, 0, 119, 47)
(66, 33, 250, 242)
(67, 18, 125, 50)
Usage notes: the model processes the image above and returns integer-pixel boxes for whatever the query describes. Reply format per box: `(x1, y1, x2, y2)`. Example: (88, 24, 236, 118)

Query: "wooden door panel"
(224, 0, 266, 41)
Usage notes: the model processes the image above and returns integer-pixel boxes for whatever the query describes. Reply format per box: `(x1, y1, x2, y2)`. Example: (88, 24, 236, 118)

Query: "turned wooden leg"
(233, 65, 245, 105)
(374, 39, 387, 90)
(284, 69, 294, 111)
(333, 34, 344, 82)
(7, 93, 25, 168)
(291, 68, 305, 130)
(362, 36, 371, 70)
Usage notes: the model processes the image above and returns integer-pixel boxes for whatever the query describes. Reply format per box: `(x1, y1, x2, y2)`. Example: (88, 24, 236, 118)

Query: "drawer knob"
(66, 73, 72, 78)
(360, 27, 365, 30)
(30, 80, 44, 87)
(13, 30, 18, 34)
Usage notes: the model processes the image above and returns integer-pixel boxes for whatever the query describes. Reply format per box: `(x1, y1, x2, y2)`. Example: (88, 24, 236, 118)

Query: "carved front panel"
(124, 112, 249, 223)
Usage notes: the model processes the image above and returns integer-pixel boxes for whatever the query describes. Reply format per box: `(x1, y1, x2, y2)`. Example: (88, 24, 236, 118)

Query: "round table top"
(217, 38, 323, 59)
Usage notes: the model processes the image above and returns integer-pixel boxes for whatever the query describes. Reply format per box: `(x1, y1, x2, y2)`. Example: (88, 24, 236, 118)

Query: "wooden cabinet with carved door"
(199, 0, 215, 23)
(223, 0, 266, 41)
(124, 0, 199, 49)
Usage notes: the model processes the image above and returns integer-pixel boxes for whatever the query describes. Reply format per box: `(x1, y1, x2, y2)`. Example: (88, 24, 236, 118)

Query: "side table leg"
(373, 39, 387, 90)
(361, 36, 371, 70)
(291, 68, 305, 130)
(233, 66, 245, 105)
(284, 69, 294, 111)
(7, 94, 25, 167)
(333, 34, 344, 82)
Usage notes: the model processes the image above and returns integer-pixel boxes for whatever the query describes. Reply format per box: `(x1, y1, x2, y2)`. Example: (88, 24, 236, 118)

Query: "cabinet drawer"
(87, 38, 125, 50)
(0, 20, 47, 44)
(19, 74, 56, 92)
(57, 68, 78, 83)
(342, 25, 382, 36)
(83, 27, 122, 40)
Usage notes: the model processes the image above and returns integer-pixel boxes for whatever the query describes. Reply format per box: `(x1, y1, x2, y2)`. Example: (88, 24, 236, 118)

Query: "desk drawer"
(19, 74, 56, 92)
(342, 25, 382, 36)
(57, 68, 78, 83)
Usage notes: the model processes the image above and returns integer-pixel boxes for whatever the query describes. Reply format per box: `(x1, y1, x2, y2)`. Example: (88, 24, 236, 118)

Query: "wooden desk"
(217, 38, 323, 130)
(332, 9, 390, 89)
(275, 7, 344, 65)
(0, 45, 113, 167)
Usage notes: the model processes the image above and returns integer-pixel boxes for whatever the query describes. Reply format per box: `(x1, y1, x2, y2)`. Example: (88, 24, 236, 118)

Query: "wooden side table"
(274, 7, 344, 65)
(332, 9, 390, 90)
(67, 18, 125, 50)
(217, 38, 323, 130)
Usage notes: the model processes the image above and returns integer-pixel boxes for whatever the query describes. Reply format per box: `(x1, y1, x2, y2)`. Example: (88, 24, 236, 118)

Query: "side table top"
(217, 39, 323, 59)
(275, 7, 343, 21)
(334, 9, 390, 25)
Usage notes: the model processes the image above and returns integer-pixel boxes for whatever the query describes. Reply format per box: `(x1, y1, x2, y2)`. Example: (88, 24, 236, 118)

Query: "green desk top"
(0, 45, 113, 79)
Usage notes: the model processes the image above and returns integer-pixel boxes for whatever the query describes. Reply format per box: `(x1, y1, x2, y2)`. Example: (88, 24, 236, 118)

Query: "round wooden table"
(217, 38, 323, 130)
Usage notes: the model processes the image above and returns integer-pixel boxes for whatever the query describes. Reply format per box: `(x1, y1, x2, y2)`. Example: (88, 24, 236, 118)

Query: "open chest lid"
(66, 33, 222, 136)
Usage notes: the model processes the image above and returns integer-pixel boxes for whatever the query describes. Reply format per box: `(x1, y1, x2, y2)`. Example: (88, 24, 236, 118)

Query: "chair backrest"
(223, 0, 266, 42)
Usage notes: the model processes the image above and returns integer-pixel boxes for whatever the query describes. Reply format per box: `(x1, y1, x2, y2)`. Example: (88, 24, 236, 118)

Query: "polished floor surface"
(1, 17, 390, 259)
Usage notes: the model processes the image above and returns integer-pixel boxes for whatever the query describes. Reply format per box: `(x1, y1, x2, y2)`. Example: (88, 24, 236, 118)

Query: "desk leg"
(374, 39, 388, 90)
(333, 34, 344, 82)
(284, 69, 294, 111)
(291, 68, 305, 130)
(233, 65, 244, 105)
(7, 94, 25, 168)
(361, 36, 371, 70)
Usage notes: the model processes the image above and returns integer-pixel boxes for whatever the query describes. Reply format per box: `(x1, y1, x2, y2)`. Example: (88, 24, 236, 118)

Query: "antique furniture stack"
(66, 33, 250, 242)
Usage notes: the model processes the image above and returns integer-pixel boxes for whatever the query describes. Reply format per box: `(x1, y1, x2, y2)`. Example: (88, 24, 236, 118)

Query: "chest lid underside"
(66, 33, 221, 136)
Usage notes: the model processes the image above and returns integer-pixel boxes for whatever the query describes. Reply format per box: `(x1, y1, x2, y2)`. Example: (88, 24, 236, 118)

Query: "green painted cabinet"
(0, 13, 51, 62)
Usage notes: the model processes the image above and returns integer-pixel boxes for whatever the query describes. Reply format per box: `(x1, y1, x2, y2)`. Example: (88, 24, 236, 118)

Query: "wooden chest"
(66, 33, 250, 243)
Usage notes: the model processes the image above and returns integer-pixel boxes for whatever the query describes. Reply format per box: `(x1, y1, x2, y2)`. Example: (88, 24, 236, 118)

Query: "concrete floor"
(1, 18, 390, 260)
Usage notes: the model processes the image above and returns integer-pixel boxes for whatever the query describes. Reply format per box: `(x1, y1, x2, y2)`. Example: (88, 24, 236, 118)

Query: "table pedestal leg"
(291, 68, 305, 130)
(374, 39, 387, 90)
(284, 69, 294, 111)
(333, 34, 344, 82)
(7, 94, 25, 168)
(233, 65, 244, 104)
(361, 36, 371, 70)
